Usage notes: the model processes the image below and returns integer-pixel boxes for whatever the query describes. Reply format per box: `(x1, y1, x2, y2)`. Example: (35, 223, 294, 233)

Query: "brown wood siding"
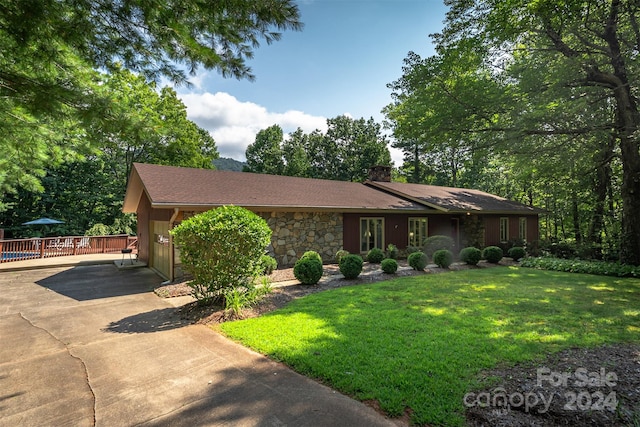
(482, 216, 500, 247)
(136, 193, 151, 263)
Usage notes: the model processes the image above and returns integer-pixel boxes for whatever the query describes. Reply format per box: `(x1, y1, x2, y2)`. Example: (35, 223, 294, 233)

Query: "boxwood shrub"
(335, 249, 350, 264)
(433, 249, 453, 268)
(294, 257, 323, 285)
(301, 250, 322, 263)
(367, 247, 385, 263)
(340, 254, 363, 279)
(508, 246, 526, 261)
(381, 258, 398, 274)
(483, 246, 504, 263)
(408, 251, 428, 271)
(459, 247, 482, 266)
(259, 255, 278, 275)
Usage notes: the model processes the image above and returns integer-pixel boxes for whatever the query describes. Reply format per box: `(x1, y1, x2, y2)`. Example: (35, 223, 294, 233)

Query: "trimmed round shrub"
(339, 254, 363, 279)
(433, 249, 453, 268)
(386, 244, 398, 260)
(367, 247, 385, 263)
(381, 258, 398, 274)
(483, 246, 504, 263)
(424, 235, 455, 260)
(508, 246, 526, 261)
(259, 255, 277, 275)
(294, 257, 323, 285)
(301, 250, 322, 263)
(459, 247, 482, 266)
(408, 251, 428, 271)
(335, 249, 349, 264)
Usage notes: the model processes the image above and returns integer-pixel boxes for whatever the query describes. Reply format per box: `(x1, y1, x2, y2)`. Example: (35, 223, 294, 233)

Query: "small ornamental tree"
(171, 206, 272, 305)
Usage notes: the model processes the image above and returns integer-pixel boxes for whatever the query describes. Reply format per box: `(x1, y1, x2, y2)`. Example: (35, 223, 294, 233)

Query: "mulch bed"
(154, 260, 640, 426)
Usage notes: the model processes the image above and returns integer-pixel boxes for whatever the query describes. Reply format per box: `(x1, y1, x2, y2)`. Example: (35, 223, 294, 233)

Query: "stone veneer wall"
(257, 211, 344, 267)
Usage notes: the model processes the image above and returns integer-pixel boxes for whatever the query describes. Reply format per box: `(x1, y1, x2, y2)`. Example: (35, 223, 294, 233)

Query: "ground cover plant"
(220, 268, 640, 426)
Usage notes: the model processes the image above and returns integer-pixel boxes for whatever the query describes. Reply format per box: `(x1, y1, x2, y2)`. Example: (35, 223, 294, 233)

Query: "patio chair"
(77, 237, 91, 248)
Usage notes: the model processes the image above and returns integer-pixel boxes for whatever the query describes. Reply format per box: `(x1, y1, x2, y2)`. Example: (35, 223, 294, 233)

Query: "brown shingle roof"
(366, 181, 540, 214)
(123, 163, 426, 213)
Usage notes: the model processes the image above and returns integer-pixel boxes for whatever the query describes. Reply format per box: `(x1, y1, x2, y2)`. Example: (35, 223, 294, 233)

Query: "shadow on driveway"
(35, 264, 160, 301)
(104, 308, 191, 334)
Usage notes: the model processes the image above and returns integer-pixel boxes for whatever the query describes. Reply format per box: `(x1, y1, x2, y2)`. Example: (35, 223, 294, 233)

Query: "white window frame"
(360, 217, 384, 253)
(519, 217, 527, 241)
(408, 217, 428, 247)
(500, 217, 509, 242)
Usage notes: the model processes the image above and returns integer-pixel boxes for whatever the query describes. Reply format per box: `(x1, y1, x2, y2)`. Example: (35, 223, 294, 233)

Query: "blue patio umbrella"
(22, 217, 65, 225)
(22, 217, 65, 237)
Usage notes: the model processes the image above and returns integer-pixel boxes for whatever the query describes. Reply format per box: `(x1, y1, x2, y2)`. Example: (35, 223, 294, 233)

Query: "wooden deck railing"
(0, 235, 137, 263)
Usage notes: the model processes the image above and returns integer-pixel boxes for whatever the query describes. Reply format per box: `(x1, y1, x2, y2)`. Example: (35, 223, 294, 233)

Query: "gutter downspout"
(167, 207, 180, 283)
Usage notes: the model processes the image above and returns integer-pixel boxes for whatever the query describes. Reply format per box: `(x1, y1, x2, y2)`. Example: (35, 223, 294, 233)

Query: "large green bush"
(459, 247, 482, 266)
(521, 256, 640, 278)
(483, 246, 504, 263)
(339, 254, 363, 279)
(381, 258, 398, 274)
(424, 235, 454, 260)
(508, 246, 526, 261)
(294, 257, 323, 285)
(171, 206, 272, 305)
(367, 247, 385, 263)
(433, 249, 453, 268)
(408, 251, 428, 271)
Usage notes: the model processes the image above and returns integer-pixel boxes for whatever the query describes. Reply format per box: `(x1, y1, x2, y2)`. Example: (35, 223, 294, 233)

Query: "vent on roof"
(368, 165, 392, 182)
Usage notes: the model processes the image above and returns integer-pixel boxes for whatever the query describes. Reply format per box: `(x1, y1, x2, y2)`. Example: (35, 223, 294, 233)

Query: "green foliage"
(223, 281, 273, 318)
(508, 246, 526, 261)
(339, 254, 363, 279)
(433, 249, 453, 269)
(366, 248, 385, 264)
(406, 245, 420, 255)
(521, 257, 640, 278)
(85, 224, 111, 237)
(171, 206, 272, 304)
(482, 246, 504, 263)
(244, 116, 391, 181)
(386, 244, 398, 260)
(301, 251, 323, 263)
(459, 247, 482, 266)
(423, 235, 454, 260)
(259, 255, 278, 275)
(335, 249, 350, 264)
(381, 258, 398, 274)
(408, 251, 428, 271)
(1, 1, 299, 204)
(294, 257, 323, 285)
(245, 125, 285, 174)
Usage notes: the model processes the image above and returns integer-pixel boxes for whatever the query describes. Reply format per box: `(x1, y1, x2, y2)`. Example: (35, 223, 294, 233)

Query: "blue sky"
(177, 0, 449, 164)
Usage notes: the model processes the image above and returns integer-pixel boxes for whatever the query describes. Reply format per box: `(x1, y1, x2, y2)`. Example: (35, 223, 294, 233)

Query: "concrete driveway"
(0, 264, 396, 427)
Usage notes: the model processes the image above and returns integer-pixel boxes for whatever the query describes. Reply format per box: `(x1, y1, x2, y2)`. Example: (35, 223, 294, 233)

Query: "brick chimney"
(368, 165, 392, 182)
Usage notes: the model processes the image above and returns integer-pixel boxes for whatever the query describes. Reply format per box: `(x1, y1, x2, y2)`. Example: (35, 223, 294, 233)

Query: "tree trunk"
(571, 195, 582, 244)
(587, 136, 615, 259)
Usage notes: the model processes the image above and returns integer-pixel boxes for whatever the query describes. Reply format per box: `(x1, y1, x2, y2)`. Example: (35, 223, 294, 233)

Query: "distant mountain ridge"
(212, 157, 246, 171)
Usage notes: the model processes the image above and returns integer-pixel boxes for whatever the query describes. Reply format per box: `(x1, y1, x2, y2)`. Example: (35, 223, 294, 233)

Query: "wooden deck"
(0, 235, 137, 263)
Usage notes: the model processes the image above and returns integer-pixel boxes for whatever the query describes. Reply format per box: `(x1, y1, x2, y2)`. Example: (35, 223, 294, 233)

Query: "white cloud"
(179, 92, 327, 161)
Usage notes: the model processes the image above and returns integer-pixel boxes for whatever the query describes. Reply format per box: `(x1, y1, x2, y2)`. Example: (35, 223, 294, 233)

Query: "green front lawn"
(219, 267, 640, 426)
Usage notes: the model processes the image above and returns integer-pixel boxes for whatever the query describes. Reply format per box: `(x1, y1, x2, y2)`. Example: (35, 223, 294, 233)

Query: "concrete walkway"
(0, 262, 397, 427)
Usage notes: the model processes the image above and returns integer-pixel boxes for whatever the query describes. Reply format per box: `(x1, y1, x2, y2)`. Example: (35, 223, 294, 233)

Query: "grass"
(218, 267, 640, 426)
